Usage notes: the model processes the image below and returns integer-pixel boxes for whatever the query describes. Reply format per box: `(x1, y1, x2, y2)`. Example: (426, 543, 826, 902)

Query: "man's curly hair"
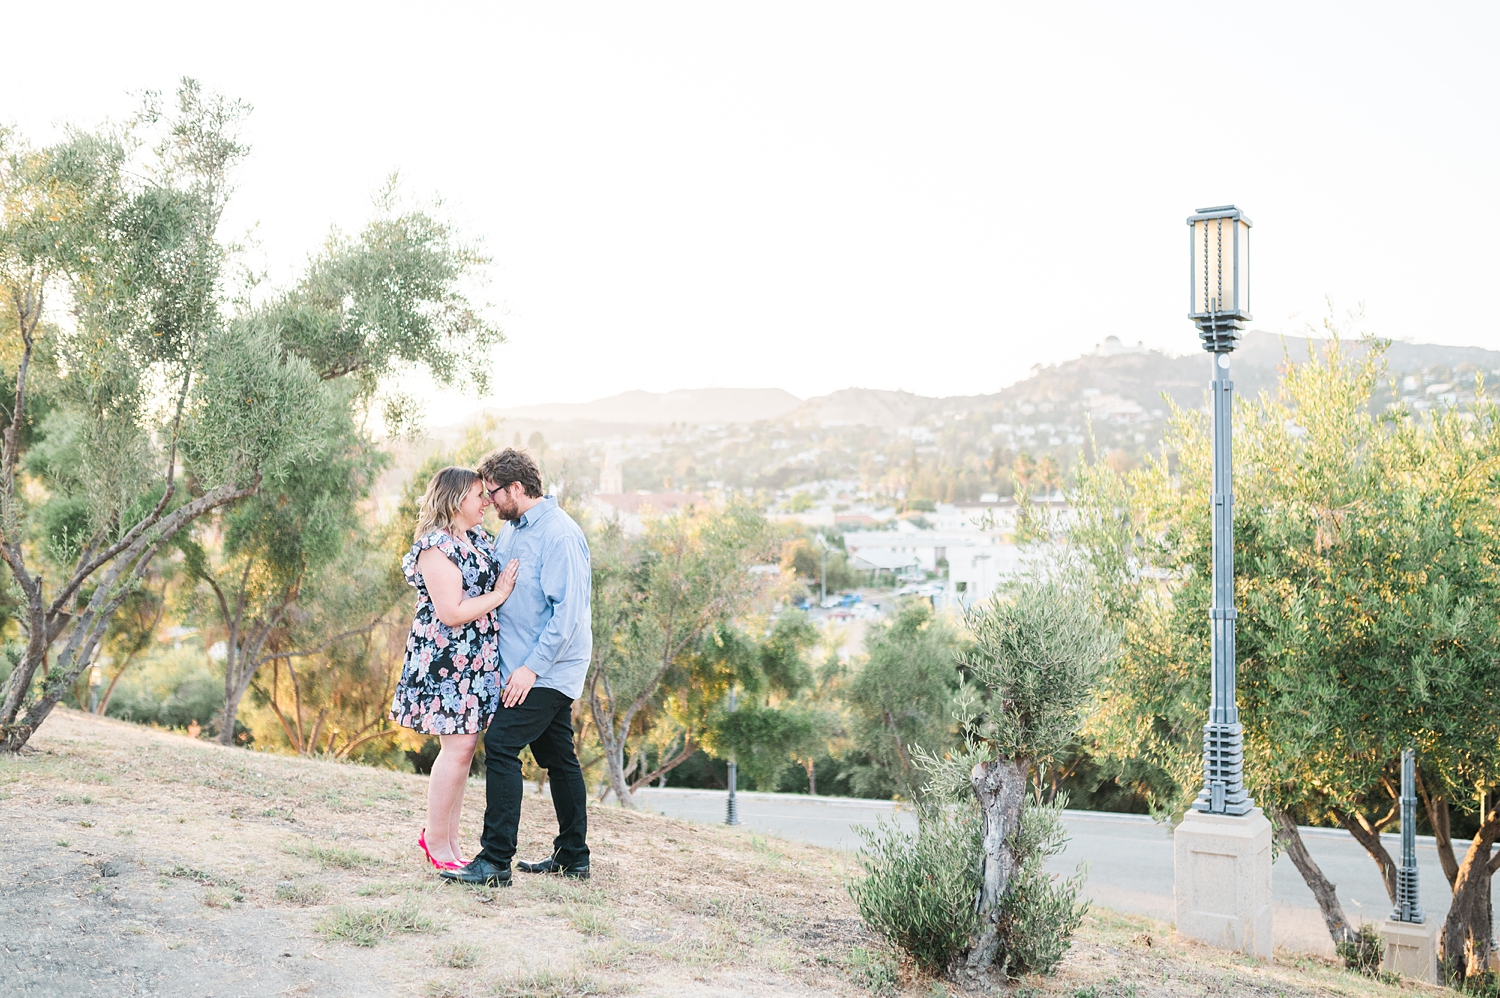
(477, 447, 543, 498)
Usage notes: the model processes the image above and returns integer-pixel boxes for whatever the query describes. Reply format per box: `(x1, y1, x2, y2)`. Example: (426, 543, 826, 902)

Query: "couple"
(389, 447, 591, 887)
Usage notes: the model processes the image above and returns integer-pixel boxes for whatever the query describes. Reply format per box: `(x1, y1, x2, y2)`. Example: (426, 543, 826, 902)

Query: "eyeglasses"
(485, 483, 512, 500)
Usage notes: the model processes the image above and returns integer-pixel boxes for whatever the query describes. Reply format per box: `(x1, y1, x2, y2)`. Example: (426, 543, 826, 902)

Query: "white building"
(844, 531, 1005, 575)
(946, 544, 1027, 605)
(587, 491, 703, 535)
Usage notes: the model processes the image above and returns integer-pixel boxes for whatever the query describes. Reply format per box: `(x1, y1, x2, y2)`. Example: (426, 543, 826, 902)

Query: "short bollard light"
(1380, 748, 1439, 981)
(725, 686, 740, 826)
(1394, 748, 1424, 923)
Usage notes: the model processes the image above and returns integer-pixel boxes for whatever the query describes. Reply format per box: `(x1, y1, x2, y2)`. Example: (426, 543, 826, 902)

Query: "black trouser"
(479, 687, 589, 870)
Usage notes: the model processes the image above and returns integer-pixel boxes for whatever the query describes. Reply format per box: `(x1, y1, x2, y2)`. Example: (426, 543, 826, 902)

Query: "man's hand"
(503, 666, 538, 708)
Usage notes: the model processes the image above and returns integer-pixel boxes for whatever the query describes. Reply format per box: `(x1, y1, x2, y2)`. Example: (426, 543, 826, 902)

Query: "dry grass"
(0, 709, 1445, 997)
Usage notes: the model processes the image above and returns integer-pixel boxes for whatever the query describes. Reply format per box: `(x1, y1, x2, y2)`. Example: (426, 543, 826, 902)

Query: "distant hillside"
(480, 335, 1500, 435)
(494, 387, 803, 425)
(782, 388, 989, 430)
(386, 331, 1500, 503)
(777, 332, 1500, 431)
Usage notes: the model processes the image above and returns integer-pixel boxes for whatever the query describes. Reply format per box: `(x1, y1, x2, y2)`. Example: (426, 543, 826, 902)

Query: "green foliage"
(1070, 333, 1500, 823)
(181, 320, 334, 491)
(960, 578, 1116, 765)
(842, 599, 964, 799)
(849, 807, 982, 974)
(694, 611, 836, 790)
(850, 789, 1088, 980)
(266, 181, 503, 433)
(0, 80, 500, 753)
(586, 498, 779, 799)
(103, 644, 222, 731)
(1335, 922, 1383, 976)
(992, 793, 1090, 977)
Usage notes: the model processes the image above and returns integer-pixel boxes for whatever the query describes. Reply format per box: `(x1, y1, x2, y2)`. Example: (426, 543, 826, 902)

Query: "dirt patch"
(0, 710, 872, 997)
(0, 710, 1440, 997)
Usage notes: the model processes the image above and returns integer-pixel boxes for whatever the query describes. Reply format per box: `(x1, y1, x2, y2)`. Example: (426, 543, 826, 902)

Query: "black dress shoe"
(438, 858, 512, 887)
(516, 856, 589, 879)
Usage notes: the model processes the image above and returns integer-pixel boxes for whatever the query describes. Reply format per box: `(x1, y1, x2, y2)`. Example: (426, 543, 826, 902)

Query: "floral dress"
(388, 528, 502, 735)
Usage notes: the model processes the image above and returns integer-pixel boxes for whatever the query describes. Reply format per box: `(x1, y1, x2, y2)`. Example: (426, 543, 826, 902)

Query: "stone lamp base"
(1174, 806, 1273, 959)
(1380, 919, 1438, 983)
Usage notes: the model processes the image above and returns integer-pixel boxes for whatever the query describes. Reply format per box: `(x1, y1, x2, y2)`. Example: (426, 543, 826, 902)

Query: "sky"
(7, 3, 1498, 415)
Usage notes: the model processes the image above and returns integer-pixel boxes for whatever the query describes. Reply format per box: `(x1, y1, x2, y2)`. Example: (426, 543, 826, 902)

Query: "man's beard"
(494, 498, 522, 523)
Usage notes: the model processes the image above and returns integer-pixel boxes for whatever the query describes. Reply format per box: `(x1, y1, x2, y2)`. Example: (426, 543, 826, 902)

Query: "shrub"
(849, 791, 1089, 980)
(994, 794, 1089, 977)
(1336, 923, 1383, 976)
(849, 807, 981, 974)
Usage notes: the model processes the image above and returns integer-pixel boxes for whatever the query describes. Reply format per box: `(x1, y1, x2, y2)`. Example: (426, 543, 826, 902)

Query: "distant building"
(1094, 335, 1148, 356)
(588, 491, 703, 535)
(947, 544, 1028, 605)
(847, 549, 922, 578)
(845, 531, 1004, 575)
(598, 451, 623, 494)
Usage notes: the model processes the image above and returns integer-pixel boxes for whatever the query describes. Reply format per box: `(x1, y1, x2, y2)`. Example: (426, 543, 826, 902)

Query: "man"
(441, 447, 592, 887)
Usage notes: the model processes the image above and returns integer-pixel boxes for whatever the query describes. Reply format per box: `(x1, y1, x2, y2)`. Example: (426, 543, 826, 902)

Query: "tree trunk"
(963, 755, 1031, 979)
(1440, 813, 1500, 982)
(1416, 769, 1460, 888)
(805, 758, 816, 796)
(587, 687, 635, 808)
(1334, 808, 1399, 906)
(2, 482, 254, 753)
(629, 737, 698, 794)
(96, 654, 136, 716)
(219, 680, 245, 747)
(1271, 807, 1354, 945)
(601, 732, 634, 807)
(884, 709, 914, 774)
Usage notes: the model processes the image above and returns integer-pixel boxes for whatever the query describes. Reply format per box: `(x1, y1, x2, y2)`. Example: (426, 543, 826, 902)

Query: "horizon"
(434, 328, 1499, 426)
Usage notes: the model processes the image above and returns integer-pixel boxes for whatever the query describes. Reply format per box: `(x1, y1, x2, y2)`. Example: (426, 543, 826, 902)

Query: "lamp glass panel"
(1234, 219, 1250, 317)
(1191, 218, 1227, 314)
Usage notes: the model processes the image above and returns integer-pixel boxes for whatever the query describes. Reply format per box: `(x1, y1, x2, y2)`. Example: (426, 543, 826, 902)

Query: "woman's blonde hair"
(414, 467, 479, 540)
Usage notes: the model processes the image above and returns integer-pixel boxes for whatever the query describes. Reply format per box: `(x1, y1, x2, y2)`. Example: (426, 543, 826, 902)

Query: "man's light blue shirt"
(488, 496, 592, 700)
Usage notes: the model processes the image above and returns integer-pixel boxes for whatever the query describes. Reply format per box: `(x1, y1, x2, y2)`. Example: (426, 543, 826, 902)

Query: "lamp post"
(1173, 205, 1272, 960)
(1187, 204, 1253, 817)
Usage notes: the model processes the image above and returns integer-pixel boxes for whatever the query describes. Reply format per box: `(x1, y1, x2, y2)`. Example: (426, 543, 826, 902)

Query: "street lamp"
(1187, 204, 1253, 817)
(1173, 205, 1271, 961)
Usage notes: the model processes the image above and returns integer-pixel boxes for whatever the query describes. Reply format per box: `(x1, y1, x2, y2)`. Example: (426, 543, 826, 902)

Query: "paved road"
(631, 787, 1483, 957)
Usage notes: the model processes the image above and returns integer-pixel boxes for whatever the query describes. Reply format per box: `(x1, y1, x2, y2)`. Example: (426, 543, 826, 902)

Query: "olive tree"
(0, 80, 499, 753)
(854, 577, 1108, 983)
(946, 579, 1113, 977)
(586, 499, 775, 807)
(1069, 333, 1500, 981)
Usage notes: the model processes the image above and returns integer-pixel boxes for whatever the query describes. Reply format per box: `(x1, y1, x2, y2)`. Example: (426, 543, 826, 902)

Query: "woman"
(390, 466, 519, 870)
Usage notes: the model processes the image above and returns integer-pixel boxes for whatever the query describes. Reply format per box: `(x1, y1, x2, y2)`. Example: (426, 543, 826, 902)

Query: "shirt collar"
(517, 495, 557, 529)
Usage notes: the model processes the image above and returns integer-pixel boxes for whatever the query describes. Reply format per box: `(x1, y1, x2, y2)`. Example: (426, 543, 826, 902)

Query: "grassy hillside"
(0, 710, 1435, 997)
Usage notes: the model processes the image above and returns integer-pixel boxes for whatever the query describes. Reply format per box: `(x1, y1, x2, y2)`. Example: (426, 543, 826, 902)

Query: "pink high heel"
(419, 828, 466, 871)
